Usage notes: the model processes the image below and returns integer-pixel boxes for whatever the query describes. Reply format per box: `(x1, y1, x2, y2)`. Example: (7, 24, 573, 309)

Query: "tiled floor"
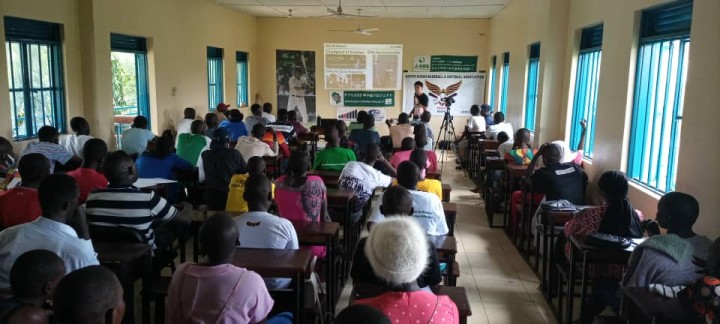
(336, 160, 557, 324)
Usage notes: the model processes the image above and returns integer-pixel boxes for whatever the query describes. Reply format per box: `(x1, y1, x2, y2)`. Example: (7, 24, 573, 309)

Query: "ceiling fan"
(317, 1, 375, 18)
(285, 9, 293, 18)
(328, 25, 380, 35)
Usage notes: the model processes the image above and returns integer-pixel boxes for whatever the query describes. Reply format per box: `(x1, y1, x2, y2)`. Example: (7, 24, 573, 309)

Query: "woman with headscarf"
(563, 170, 644, 323)
(551, 119, 587, 165)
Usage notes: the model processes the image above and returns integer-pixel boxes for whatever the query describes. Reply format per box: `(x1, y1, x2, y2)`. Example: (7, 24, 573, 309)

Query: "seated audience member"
(136, 136, 194, 203)
(480, 104, 494, 126)
(313, 126, 357, 171)
(370, 161, 448, 236)
(176, 120, 211, 166)
(20, 126, 81, 174)
(339, 144, 393, 223)
(0, 137, 15, 179)
(0, 250, 65, 324)
(455, 104, 486, 167)
(236, 123, 278, 160)
(419, 111, 434, 151)
(262, 102, 276, 123)
(58, 116, 93, 158)
(335, 304, 391, 324)
(564, 171, 644, 322)
(624, 192, 713, 288)
(406, 149, 442, 200)
(167, 213, 284, 323)
(389, 137, 417, 169)
(261, 127, 290, 159)
(504, 128, 533, 164)
(386, 113, 414, 149)
(354, 217, 459, 323)
(52, 266, 124, 324)
(219, 109, 248, 143)
(86, 151, 192, 254)
(0, 154, 49, 229)
(204, 113, 220, 138)
(414, 132, 438, 173)
(215, 103, 230, 123)
(286, 110, 308, 135)
(275, 150, 329, 258)
(348, 111, 371, 132)
(175, 107, 196, 139)
(496, 131, 513, 158)
(202, 128, 247, 210)
(244, 104, 268, 133)
(226, 156, 275, 213)
(549, 120, 588, 166)
(268, 109, 296, 141)
(120, 116, 156, 157)
(67, 139, 108, 204)
(485, 111, 514, 140)
(0, 174, 99, 288)
(351, 186, 441, 298)
(336, 120, 358, 154)
(234, 174, 299, 289)
(349, 116, 380, 159)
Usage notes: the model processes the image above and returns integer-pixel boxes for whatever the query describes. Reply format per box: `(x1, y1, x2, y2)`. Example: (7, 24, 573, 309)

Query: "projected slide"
(324, 43, 403, 90)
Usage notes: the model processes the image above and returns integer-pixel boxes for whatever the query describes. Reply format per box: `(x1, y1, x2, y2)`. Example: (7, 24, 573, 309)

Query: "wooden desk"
(538, 209, 578, 299)
(298, 132, 320, 161)
(326, 188, 357, 290)
(290, 220, 340, 311)
(566, 235, 644, 324)
(233, 248, 313, 324)
(442, 183, 452, 202)
(503, 163, 529, 231)
(620, 287, 690, 323)
(94, 242, 152, 324)
(443, 202, 457, 237)
(430, 235, 459, 286)
(427, 170, 441, 180)
(433, 286, 472, 324)
(308, 170, 341, 188)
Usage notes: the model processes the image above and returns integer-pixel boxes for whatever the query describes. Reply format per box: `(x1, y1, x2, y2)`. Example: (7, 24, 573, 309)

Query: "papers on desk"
(133, 178, 177, 188)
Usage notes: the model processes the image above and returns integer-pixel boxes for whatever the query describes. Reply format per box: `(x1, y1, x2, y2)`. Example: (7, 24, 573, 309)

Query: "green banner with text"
(430, 56, 478, 72)
(330, 90, 394, 107)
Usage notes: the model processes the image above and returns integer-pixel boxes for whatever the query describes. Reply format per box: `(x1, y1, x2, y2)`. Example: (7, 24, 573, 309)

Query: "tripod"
(434, 110, 459, 173)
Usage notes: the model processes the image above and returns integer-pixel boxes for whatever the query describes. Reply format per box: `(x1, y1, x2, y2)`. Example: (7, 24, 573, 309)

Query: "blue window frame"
(627, 1, 692, 193)
(488, 55, 497, 109)
(207, 46, 224, 110)
(499, 52, 510, 114)
(111, 34, 150, 147)
(524, 43, 540, 131)
(570, 24, 603, 159)
(4, 16, 66, 140)
(236, 51, 248, 107)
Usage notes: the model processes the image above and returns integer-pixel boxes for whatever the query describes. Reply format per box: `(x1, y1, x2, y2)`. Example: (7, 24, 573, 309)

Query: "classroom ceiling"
(217, 0, 509, 19)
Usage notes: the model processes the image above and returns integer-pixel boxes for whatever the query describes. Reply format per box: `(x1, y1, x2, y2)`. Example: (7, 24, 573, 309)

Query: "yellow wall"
(255, 17, 491, 136)
(490, 0, 720, 238)
(0, 0, 257, 149)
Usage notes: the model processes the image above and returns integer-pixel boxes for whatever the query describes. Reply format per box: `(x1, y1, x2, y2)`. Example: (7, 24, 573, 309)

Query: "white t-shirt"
(339, 161, 392, 210)
(289, 77, 308, 96)
(58, 134, 93, 158)
(176, 118, 194, 138)
(486, 121, 514, 140)
(262, 112, 276, 123)
(498, 140, 514, 158)
(234, 211, 299, 250)
(468, 116, 486, 131)
(235, 136, 277, 160)
(369, 190, 448, 236)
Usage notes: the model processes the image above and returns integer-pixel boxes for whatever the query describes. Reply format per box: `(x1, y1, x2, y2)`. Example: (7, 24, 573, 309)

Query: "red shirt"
(0, 187, 42, 229)
(67, 167, 108, 203)
(355, 291, 459, 324)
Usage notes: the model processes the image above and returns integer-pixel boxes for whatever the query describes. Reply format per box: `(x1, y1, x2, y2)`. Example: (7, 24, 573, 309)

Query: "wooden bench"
(430, 235, 459, 286)
(433, 286, 473, 324)
(621, 287, 691, 323)
(442, 183, 451, 202)
(443, 202, 457, 237)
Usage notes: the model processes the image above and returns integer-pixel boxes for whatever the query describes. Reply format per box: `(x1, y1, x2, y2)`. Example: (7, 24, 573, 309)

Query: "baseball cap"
(216, 103, 230, 112)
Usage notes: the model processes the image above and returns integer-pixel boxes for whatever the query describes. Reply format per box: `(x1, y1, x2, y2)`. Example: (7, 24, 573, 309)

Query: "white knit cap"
(364, 217, 429, 286)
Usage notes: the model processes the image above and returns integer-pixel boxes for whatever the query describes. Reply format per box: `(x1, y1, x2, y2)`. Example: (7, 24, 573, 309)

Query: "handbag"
(586, 233, 632, 249)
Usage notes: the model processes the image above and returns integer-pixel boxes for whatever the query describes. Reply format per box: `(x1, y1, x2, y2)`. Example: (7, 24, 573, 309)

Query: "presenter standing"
(412, 81, 429, 119)
(288, 67, 309, 123)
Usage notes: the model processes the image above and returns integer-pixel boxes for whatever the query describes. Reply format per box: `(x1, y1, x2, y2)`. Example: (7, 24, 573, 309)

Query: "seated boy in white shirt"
(369, 161, 448, 236)
(233, 173, 299, 289)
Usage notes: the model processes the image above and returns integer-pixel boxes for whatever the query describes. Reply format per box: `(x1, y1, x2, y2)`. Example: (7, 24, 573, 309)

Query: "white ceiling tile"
(382, 0, 440, 7)
(384, 6, 440, 18)
(269, 5, 329, 17)
(258, 0, 322, 5)
(318, 0, 384, 6)
(438, 5, 501, 18)
(442, 0, 508, 6)
(219, 0, 262, 5)
(229, 5, 284, 16)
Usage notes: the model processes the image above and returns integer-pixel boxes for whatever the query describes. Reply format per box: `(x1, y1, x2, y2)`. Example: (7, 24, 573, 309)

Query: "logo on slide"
(426, 79, 462, 111)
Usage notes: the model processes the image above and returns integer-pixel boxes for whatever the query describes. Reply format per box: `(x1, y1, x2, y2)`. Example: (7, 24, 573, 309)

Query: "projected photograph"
(326, 54, 366, 69)
(373, 54, 399, 89)
(276, 50, 316, 124)
(324, 43, 403, 90)
(328, 73, 366, 89)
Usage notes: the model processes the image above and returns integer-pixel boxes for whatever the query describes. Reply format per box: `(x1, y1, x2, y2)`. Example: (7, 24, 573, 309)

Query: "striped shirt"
(20, 141, 73, 174)
(86, 187, 178, 248)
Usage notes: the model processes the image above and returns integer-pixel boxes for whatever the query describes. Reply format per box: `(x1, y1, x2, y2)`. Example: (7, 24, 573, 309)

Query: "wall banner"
(413, 55, 478, 72)
(276, 50, 316, 124)
(330, 90, 394, 107)
(336, 107, 386, 123)
(403, 72, 486, 116)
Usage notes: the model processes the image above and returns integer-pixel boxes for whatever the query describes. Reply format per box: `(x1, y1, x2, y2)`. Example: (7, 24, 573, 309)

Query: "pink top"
(166, 263, 274, 324)
(355, 291, 459, 324)
(275, 175, 327, 258)
(390, 150, 430, 178)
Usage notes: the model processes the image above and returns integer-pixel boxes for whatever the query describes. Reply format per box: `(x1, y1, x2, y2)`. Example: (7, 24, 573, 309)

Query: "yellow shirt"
(226, 174, 276, 213)
(392, 178, 442, 201)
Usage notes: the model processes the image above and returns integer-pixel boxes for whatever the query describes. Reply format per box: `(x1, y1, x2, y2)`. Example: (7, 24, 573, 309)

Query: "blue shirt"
(349, 129, 381, 156)
(121, 128, 156, 156)
(484, 115, 494, 127)
(136, 152, 194, 180)
(219, 120, 249, 142)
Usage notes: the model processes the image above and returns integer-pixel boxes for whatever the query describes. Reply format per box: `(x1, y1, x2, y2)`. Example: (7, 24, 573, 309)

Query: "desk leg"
(567, 243, 577, 324)
(296, 272, 304, 324)
(326, 240, 334, 319)
(503, 172, 510, 232)
(544, 226, 553, 299)
(579, 253, 590, 322)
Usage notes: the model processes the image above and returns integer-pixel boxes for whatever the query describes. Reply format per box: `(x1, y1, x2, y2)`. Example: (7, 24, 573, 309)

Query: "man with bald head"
(166, 213, 277, 322)
(351, 186, 442, 298)
(313, 126, 356, 171)
(527, 143, 587, 206)
(53, 265, 125, 324)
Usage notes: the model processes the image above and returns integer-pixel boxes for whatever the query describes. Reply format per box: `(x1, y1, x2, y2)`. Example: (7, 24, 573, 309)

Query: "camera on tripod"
(443, 96, 455, 120)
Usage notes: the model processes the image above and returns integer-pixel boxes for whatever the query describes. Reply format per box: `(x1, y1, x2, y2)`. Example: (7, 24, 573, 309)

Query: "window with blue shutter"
(524, 43, 540, 131)
(207, 46, 224, 110)
(499, 52, 510, 114)
(488, 55, 497, 109)
(569, 24, 603, 159)
(110, 33, 150, 148)
(236, 51, 248, 107)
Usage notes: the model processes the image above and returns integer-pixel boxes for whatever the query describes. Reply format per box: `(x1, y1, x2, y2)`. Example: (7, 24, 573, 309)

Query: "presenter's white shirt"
(234, 212, 299, 250)
(289, 77, 308, 96)
(486, 122, 514, 140)
(369, 190, 448, 236)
